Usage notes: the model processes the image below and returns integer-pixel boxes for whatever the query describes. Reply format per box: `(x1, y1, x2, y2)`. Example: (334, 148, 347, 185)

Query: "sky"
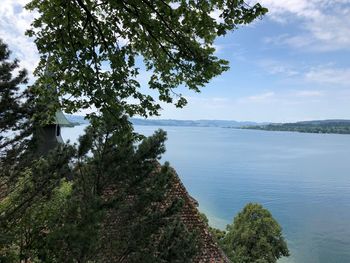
(1, 0, 350, 122)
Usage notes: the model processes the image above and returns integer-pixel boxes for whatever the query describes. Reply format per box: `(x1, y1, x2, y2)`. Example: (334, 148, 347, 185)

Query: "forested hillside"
(243, 120, 350, 134)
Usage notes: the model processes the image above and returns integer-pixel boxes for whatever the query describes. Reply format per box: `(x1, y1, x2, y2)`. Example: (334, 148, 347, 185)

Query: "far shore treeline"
(68, 115, 350, 134)
(241, 120, 350, 134)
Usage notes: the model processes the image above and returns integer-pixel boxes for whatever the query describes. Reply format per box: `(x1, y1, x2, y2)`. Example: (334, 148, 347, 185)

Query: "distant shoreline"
(241, 120, 350, 135)
(65, 115, 350, 134)
(65, 115, 262, 128)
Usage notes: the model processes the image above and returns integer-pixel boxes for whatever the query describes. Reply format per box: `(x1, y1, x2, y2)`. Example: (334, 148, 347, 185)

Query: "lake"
(62, 125, 350, 263)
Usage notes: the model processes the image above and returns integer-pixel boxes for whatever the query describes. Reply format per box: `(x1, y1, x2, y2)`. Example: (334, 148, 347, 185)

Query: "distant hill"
(297, 119, 350, 125)
(130, 118, 259, 128)
(65, 115, 260, 128)
(242, 119, 350, 134)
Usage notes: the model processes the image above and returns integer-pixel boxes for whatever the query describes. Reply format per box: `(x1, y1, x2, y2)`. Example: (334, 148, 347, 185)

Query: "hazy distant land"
(242, 120, 350, 134)
(66, 115, 261, 128)
(66, 115, 350, 134)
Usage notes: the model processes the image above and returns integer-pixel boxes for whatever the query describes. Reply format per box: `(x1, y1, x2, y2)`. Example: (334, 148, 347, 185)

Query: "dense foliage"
(1, 118, 199, 262)
(0, 40, 28, 133)
(0, 39, 33, 164)
(243, 121, 350, 134)
(25, 0, 267, 119)
(1, 0, 270, 262)
(0, 41, 197, 262)
(202, 206, 289, 263)
(200, 212, 226, 243)
(220, 203, 289, 263)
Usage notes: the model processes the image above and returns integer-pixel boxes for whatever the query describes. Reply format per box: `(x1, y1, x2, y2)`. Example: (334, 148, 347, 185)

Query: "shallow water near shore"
(62, 125, 350, 263)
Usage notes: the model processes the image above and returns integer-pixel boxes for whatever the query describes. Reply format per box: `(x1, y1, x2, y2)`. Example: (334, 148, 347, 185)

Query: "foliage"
(0, 74, 198, 262)
(0, 39, 29, 134)
(0, 39, 34, 166)
(2, 0, 269, 261)
(0, 177, 72, 262)
(25, 0, 267, 119)
(199, 212, 226, 243)
(243, 121, 350, 134)
(221, 203, 289, 263)
(0, 143, 76, 262)
(70, 116, 198, 262)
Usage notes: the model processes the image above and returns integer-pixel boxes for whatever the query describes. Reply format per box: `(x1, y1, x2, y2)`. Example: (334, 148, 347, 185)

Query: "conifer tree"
(0, 40, 28, 135)
(0, 39, 31, 165)
(0, 42, 197, 261)
(2, 0, 269, 261)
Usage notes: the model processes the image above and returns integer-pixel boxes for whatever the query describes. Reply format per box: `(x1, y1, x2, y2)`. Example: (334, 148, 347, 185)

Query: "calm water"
(62, 125, 350, 263)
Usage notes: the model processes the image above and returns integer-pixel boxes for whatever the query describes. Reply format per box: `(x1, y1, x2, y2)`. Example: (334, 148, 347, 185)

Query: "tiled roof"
(101, 166, 231, 263)
(166, 168, 230, 263)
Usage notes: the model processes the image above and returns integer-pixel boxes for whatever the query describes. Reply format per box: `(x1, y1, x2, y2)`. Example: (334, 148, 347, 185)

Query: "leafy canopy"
(222, 203, 289, 263)
(0, 40, 198, 262)
(26, 0, 267, 119)
(1, 0, 269, 261)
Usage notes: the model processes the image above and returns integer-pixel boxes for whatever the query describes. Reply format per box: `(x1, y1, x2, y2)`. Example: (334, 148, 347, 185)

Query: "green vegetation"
(222, 203, 289, 263)
(1, 1, 269, 261)
(200, 213, 226, 243)
(202, 203, 289, 263)
(1, 38, 198, 262)
(0, 39, 32, 158)
(130, 118, 258, 128)
(243, 120, 350, 134)
(25, 0, 267, 120)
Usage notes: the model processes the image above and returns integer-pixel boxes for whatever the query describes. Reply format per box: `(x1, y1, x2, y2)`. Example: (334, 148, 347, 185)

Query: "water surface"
(62, 125, 350, 263)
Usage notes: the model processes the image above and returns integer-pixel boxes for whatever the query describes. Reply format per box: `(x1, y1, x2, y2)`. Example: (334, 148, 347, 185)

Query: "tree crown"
(25, 0, 267, 120)
(222, 203, 289, 263)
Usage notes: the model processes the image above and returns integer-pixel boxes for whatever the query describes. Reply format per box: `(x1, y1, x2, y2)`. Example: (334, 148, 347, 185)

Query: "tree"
(25, 0, 267, 119)
(2, 0, 269, 260)
(0, 39, 32, 164)
(0, 39, 28, 135)
(64, 116, 198, 263)
(221, 203, 289, 263)
(200, 212, 226, 243)
(1, 70, 197, 262)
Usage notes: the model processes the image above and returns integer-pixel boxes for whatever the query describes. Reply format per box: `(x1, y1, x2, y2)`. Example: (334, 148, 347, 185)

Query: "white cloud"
(246, 92, 275, 102)
(238, 89, 326, 106)
(0, 0, 39, 80)
(258, 0, 322, 19)
(258, 59, 299, 77)
(156, 89, 350, 122)
(156, 96, 234, 120)
(257, 57, 350, 89)
(305, 66, 350, 86)
(295, 90, 324, 97)
(256, 0, 350, 51)
(257, 57, 350, 88)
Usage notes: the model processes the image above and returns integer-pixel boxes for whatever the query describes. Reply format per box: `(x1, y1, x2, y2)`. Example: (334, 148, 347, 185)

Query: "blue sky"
(1, 0, 350, 122)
